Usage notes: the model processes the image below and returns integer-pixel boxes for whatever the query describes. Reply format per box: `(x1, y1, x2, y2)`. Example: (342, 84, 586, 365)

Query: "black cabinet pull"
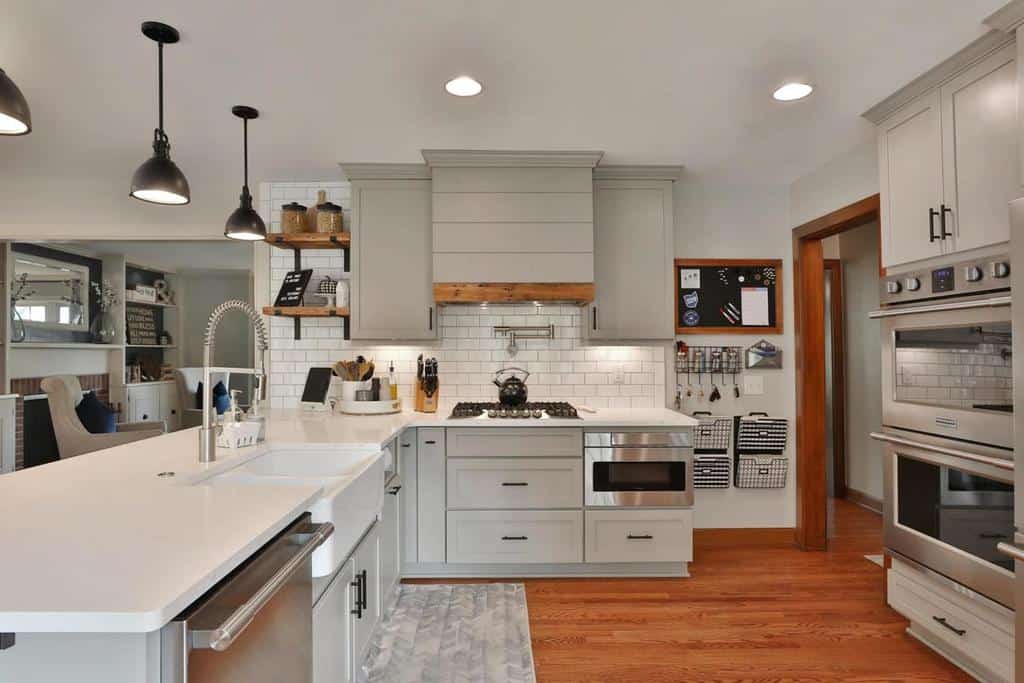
(501, 535, 528, 541)
(940, 204, 953, 239)
(350, 574, 363, 618)
(979, 532, 1008, 539)
(388, 485, 402, 495)
(592, 306, 598, 331)
(424, 440, 437, 445)
(929, 208, 940, 242)
(501, 482, 529, 487)
(429, 306, 434, 331)
(932, 616, 965, 636)
(627, 534, 654, 540)
(401, 443, 411, 448)
(360, 569, 368, 610)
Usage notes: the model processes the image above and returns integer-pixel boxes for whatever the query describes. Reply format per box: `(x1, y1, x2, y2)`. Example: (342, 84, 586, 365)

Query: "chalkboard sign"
(126, 303, 161, 345)
(675, 259, 782, 334)
(274, 269, 313, 307)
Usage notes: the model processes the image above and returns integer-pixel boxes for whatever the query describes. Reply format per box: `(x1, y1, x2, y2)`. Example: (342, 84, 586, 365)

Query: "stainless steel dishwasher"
(160, 514, 333, 683)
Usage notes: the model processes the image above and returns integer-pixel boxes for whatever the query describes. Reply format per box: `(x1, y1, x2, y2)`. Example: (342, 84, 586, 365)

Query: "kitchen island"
(0, 406, 696, 682)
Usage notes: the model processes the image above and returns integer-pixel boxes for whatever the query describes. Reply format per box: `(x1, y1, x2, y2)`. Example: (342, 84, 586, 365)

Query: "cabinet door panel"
(351, 524, 380, 663)
(878, 91, 944, 267)
(941, 44, 1017, 254)
(127, 386, 160, 423)
(351, 180, 435, 339)
(416, 428, 446, 563)
(313, 561, 354, 683)
(380, 479, 401, 606)
(590, 180, 674, 340)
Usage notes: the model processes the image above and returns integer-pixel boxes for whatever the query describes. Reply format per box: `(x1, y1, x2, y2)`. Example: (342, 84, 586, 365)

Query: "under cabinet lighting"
(445, 76, 483, 97)
(772, 82, 813, 101)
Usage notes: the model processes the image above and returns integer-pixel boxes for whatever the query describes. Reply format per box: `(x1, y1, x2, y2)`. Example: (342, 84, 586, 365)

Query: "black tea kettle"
(493, 367, 530, 406)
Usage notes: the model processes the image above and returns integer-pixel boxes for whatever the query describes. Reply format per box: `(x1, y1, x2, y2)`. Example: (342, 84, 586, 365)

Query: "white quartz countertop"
(0, 406, 696, 633)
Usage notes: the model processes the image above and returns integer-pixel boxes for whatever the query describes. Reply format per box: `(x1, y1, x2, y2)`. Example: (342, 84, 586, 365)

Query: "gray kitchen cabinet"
(416, 428, 446, 563)
(312, 559, 355, 683)
(399, 431, 418, 565)
(349, 178, 435, 340)
(351, 522, 380, 663)
(876, 42, 1017, 268)
(380, 476, 402, 607)
(0, 395, 15, 473)
(588, 177, 675, 340)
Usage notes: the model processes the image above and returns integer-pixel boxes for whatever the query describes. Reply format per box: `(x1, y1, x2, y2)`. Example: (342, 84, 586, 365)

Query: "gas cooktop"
(449, 401, 580, 420)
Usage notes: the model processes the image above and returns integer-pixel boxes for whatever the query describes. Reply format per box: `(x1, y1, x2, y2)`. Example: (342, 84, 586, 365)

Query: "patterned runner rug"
(360, 583, 537, 683)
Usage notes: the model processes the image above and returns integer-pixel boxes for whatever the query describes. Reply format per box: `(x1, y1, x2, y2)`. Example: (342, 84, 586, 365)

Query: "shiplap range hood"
(424, 149, 603, 304)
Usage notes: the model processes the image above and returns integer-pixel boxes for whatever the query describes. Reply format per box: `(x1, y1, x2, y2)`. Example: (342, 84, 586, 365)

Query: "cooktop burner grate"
(449, 402, 580, 419)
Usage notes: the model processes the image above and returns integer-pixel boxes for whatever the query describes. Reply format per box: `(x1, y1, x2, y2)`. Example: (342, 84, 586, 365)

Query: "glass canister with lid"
(280, 202, 308, 234)
(316, 200, 344, 234)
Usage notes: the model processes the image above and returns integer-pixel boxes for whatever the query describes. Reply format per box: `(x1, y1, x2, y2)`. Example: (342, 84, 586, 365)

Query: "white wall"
(673, 174, 795, 528)
(8, 348, 109, 380)
(789, 141, 879, 227)
(180, 271, 254, 370)
(839, 222, 883, 500)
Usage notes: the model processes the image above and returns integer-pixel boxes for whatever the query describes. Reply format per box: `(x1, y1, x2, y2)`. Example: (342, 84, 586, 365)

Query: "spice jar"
(316, 201, 344, 234)
(280, 202, 307, 234)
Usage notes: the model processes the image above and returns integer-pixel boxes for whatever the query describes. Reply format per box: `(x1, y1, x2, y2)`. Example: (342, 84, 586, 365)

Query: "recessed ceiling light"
(445, 76, 483, 97)
(773, 82, 813, 102)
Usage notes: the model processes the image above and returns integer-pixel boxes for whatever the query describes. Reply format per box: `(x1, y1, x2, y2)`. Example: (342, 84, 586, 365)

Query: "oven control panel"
(881, 255, 1010, 305)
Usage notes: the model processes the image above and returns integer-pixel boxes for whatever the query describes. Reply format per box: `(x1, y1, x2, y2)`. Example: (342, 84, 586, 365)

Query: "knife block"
(414, 382, 439, 413)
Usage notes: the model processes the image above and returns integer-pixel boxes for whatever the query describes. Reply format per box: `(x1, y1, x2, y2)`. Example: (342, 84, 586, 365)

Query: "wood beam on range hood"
(434, 282, 595, 305)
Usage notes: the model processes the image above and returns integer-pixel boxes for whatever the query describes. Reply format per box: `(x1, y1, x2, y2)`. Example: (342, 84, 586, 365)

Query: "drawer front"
(447, 458, 582, 509)
(585, 509, 692, 563)
(888, 569, 1012, 681)
(446, 428, 582, 458)
(446, 510, 583, 563)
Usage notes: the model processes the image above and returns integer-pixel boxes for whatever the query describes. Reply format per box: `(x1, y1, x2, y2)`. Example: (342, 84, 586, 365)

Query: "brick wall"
(258, 181, 667, 411)
(12, 374, 108, 469)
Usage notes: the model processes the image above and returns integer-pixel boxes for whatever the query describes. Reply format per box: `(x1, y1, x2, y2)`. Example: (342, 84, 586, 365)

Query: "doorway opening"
(793, 195, 881, 550)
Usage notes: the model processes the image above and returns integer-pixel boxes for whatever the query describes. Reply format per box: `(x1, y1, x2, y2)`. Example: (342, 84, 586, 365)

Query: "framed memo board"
(675, 258, 783, 334)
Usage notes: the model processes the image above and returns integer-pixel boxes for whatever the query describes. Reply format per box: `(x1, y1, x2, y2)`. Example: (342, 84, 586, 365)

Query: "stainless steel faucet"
(199, 300, 269, 463)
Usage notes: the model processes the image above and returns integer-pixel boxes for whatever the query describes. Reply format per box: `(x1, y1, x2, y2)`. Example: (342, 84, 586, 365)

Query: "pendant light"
(130, 21, 190, 205)
(0, 69, 31, 135)
(224, 105, 266, 241)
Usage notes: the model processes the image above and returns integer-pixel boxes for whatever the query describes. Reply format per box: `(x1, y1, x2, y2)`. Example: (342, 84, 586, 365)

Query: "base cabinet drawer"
(446, 428, 583, 458)
(585, 509, 693, 563)
(447, 458, 582, 509)
(447, 510, 583, 563)
(887, 561, 1013, 682)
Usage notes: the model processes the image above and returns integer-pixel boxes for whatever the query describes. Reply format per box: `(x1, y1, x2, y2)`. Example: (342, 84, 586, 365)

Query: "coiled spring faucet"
(199, 300, 269, 463)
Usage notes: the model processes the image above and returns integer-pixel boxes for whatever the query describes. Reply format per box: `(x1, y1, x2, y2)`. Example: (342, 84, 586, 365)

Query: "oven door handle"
(868, 295, 1010, 319)
(869, 432, 1013, 471)
(996, 542, 1024, 563)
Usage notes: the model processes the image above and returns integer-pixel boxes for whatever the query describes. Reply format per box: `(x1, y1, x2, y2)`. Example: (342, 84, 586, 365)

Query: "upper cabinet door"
(589, 179, 674, 340)
(878, 90, 944, 268)
(350, 180, 436, 340)
(940, 44, 1017, 254)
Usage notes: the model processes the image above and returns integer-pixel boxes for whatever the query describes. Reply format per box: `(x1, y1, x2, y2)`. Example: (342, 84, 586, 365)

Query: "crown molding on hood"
(985, 0, 1024, 32)
(593, 165, 684, 181)
(422, 149, 604, 168)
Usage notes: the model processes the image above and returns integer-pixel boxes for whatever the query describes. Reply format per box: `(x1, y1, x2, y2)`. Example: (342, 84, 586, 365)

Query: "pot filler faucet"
(199, 300, 269, 463)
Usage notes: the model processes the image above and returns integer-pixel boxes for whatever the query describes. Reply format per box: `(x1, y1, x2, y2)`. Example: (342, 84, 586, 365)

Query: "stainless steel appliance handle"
(867, 295, 1010, 319)
(996, 542, 1024, 563)
(191, 522, 334, 652)
(869, 432, 1013, 471)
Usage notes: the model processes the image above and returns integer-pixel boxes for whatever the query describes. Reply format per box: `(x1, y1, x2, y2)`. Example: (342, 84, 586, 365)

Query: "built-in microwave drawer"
(447, 458, 582, 510)
(584, 509, 692, 564)
(446, 510, 583, 564)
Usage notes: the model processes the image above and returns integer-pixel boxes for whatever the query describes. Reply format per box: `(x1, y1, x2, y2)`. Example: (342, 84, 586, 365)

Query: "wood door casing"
(823, 259, 847, 500)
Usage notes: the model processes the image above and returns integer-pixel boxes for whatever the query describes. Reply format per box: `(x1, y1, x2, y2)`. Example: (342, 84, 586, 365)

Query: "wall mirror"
(11, 249, 91, 333)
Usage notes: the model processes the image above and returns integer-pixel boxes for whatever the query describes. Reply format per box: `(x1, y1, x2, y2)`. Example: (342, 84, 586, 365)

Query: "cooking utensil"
(493, 367, 529, 406)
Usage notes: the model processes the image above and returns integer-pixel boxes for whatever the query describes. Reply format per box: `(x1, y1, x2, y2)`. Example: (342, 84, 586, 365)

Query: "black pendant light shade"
(0, 69, 31, 135)
(130, 21, 190, 205)
(225, 105, 266, 241)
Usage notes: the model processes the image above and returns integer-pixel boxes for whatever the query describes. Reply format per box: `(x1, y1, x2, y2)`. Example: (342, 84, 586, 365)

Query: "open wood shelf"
(262, 306, 350, 318)
(434, 282, 595, 304)
(265, 233, 350, 250)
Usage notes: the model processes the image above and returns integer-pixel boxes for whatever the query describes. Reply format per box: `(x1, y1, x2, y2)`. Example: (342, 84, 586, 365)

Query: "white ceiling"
(0, 0, 1007, 236)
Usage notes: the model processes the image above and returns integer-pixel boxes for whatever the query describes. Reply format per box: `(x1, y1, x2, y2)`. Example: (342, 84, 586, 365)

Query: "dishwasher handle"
(191, 521, 334, 652)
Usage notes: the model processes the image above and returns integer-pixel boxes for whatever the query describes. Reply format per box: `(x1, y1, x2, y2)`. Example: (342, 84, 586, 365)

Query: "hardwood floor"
(414, 499, 970, 682)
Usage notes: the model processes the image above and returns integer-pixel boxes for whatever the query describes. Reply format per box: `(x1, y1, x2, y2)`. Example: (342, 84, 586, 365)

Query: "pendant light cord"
(157, 41, 164, 134)
(243, 118, 249, 189)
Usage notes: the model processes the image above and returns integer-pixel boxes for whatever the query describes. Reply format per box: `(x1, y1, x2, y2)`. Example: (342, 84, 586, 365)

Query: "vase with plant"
(90, 280, 119, 344)
(9, 273, 33, 343)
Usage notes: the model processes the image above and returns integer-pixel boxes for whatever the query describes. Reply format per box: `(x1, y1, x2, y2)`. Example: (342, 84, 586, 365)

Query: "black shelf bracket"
(273, 240, 351, 341)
